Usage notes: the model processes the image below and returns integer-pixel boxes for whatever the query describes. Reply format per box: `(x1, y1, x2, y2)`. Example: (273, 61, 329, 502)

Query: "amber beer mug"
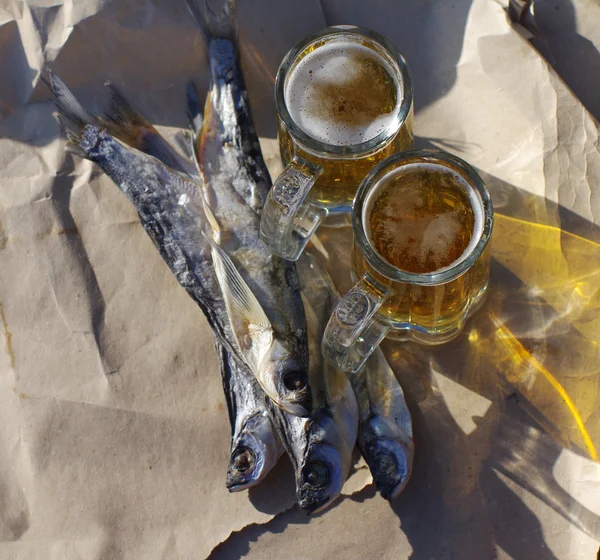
(322, 150, 494, 373)
(260, 26, 414, 261)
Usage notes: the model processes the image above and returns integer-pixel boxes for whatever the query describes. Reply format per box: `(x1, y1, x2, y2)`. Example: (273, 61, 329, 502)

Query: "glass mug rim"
(352, 149, 494, 286)
(274, 25, 414, 158)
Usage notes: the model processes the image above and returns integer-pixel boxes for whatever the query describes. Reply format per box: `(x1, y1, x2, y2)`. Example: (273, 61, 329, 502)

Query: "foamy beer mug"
(260, 26, 414, 261)
(322, 150, 494, 373)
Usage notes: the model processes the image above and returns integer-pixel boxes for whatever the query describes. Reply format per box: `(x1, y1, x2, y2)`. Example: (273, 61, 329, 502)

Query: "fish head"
(297, 444, 344, 515)
(226, 414, 281, 492)
(226, 444, 263, 491)
(260, 339, 311, 417)
(362, 415, 414, 500)
(296, 413, 347, 515)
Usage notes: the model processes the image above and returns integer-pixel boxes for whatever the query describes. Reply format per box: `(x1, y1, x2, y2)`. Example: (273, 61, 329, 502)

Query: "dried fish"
(302, 255, 415, 500)
(274, 255, 359, 514)
(183, 0, 311, 417)
(45, 74, 285, 490)
(216, 341, 283, 491)
(353, 348, 414, 500)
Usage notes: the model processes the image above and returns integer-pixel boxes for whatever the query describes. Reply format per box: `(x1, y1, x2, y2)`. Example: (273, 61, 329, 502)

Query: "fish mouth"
(226, 445, 261, 492)
(376, 470, 409, 501)
(381, 477, 410, 501)
(299, 495, 331, 515)
(368, 445, 411, 501)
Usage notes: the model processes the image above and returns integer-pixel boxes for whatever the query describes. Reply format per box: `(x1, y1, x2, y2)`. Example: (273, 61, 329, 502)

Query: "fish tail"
(42, 68, 94, 154)
(184, 0, 237, 42)
(103, 82, 153, 142)
(102, 82, 197, 176)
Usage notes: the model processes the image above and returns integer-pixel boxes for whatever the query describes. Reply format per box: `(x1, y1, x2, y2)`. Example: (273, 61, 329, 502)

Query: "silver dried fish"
(184, 0, 311, 417)
(353, 348, 414, 500)
(278, 254, 359, 514)
(216, 341, 283, 491)
(302, 255, 415, 500)
(45, 74, 284, 490)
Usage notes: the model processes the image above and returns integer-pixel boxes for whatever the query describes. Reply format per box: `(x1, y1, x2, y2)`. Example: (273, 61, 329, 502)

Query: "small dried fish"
(273, 255, 358, 514)
(183, 0, 311, 417)
(45, 75, 284, 490)
(302, 255, 414, 500)
(216, 341, 283, 491)
(353, 348, 414, 500)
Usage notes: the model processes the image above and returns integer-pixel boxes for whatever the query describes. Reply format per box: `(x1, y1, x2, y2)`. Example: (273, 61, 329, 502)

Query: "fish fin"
(104, 81, 153, 132)
(187, 125, 219, 235)
(184, 0, 237, 42)
(204, 233, 272, 367)
(185, 81, 206, 182)
(42, 68, 94, 151)
(186, 81, 204, 134)
(103, 82, 198, 177)
(308, 235, 329, 260)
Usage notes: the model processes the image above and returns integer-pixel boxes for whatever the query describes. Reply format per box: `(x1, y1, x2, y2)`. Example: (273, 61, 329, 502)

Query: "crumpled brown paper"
(0, 0, 599, 558)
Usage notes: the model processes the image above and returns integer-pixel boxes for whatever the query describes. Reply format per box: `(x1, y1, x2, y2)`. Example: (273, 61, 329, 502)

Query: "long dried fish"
(184, 0, 311, 416)
(278, 255, 359, 514)
(45, 76, 285, 490)
(216, 341, 283, 491)
(353, 348, 414, 499)
(302, 255, 414, 500)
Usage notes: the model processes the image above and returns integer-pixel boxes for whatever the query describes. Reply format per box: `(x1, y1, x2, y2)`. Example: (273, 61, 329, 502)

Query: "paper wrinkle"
(1, 0, 600, 558)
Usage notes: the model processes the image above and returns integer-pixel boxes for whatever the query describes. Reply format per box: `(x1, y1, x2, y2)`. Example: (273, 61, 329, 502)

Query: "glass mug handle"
(322, 273, 392, 373)
(260, 155, 325, 261)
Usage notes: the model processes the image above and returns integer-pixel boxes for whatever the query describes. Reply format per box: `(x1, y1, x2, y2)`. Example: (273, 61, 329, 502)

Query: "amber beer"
(322, 151, 494, 374)
(260, 26, 414, 261)
(354, 161, 490, 337)
(279, 37, 413, 208)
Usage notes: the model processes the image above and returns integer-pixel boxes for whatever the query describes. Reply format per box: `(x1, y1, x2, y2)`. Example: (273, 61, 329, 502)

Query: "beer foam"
(285, 40, 401, 146)
(363, 162, 484, 274)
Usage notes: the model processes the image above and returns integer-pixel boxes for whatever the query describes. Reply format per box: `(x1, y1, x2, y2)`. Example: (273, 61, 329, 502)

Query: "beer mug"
(322, 150, 494, 373)
(260, 25, 414, 261)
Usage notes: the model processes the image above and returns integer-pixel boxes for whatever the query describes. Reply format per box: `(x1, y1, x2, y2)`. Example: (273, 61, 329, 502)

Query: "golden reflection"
(493, 214, 600, 342)
(314, 202, 600, 462)
(492, 317, 598, 461)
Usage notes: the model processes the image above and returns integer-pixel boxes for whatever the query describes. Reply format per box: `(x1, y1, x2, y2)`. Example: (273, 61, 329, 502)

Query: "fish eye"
(375, 449, 400, 479)
(231, 446, 256, 474)
(282, 369, 307, 392)
(303, 461, 330, 488)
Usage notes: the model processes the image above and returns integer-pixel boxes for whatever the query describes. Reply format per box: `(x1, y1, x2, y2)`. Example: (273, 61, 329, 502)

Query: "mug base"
(385, 282, 489, 345)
